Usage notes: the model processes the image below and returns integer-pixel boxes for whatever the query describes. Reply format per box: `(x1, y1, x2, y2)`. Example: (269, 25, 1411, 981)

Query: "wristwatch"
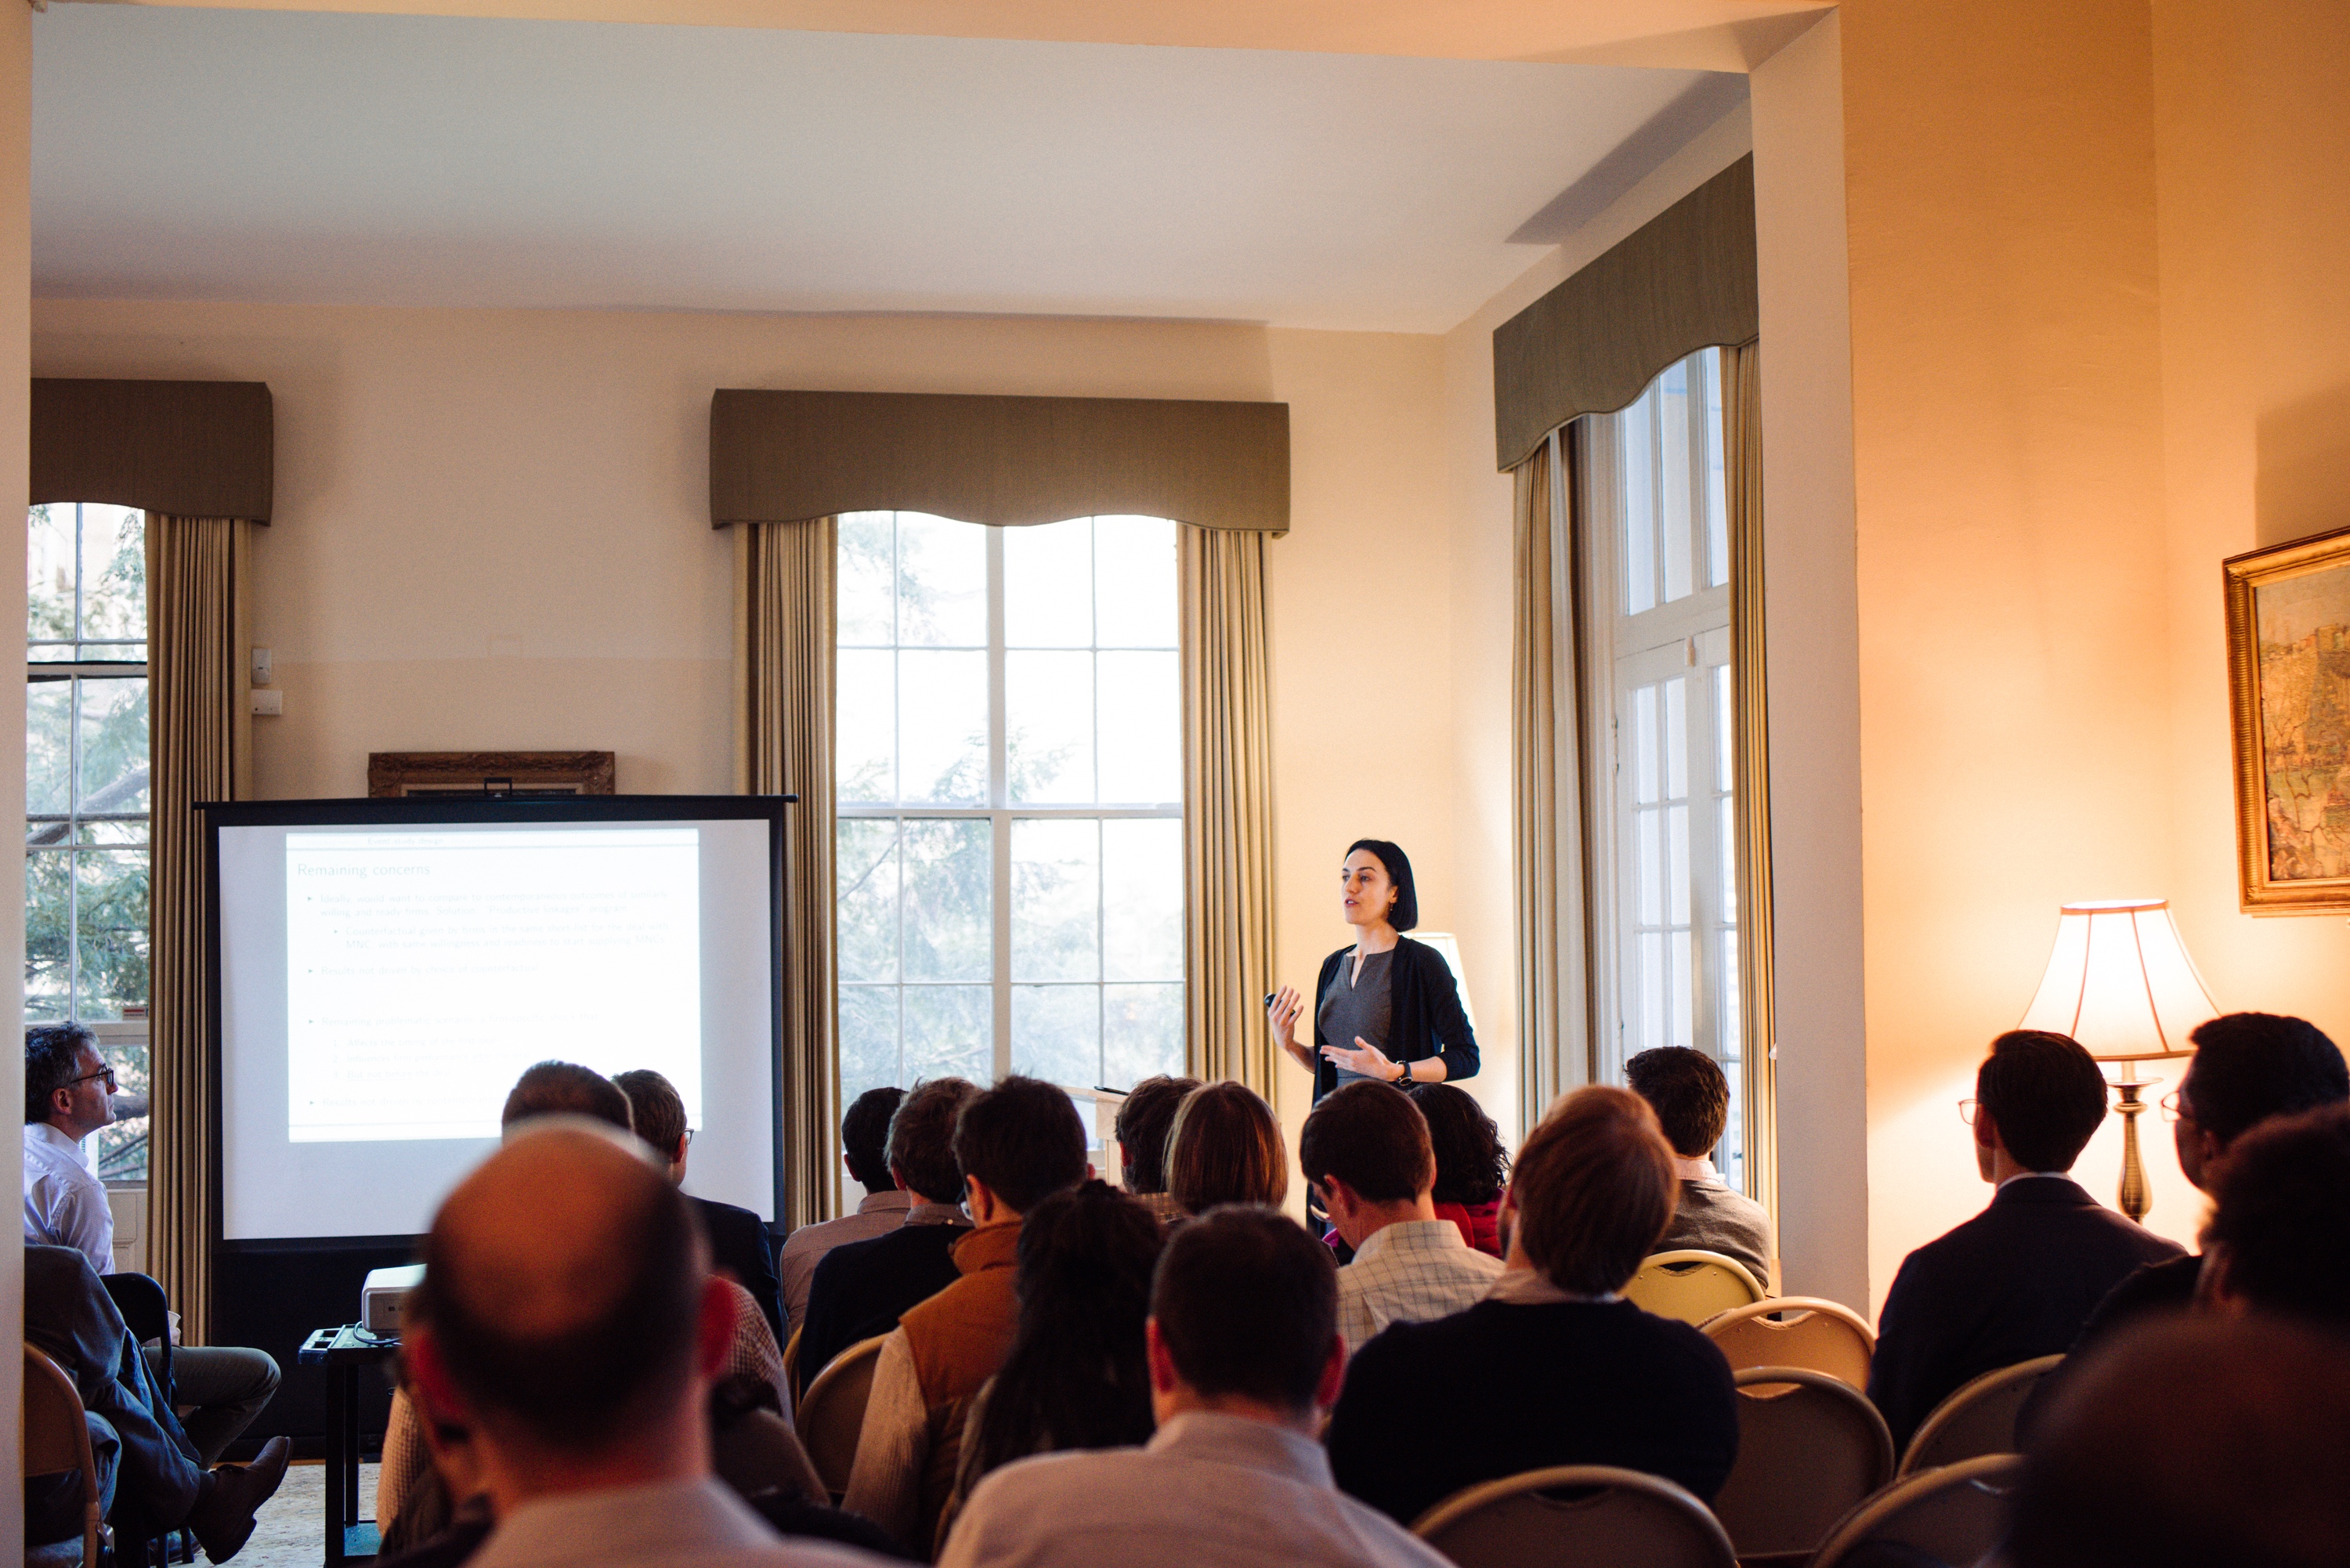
(1397, 1060, 1415, 1086)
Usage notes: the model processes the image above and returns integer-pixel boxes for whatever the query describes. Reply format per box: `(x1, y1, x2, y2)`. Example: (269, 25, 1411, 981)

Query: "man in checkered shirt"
(1301, 1082, 1505, 1356)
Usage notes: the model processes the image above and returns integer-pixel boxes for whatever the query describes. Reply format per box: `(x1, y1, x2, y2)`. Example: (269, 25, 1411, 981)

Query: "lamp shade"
(2019, 899, 2218, 1061)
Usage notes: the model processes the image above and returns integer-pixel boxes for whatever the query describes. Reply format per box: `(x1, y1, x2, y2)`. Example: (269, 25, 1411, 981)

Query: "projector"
(361, 1264, 425, 1337)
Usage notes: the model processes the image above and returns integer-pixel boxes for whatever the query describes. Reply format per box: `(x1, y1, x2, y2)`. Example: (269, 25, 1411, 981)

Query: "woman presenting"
(1267, 838, 1479, 1103)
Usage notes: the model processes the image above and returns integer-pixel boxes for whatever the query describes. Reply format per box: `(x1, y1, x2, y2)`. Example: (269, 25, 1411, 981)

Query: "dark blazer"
(24, 1245, 205, 1526)
(1867, 1177, 2185, 1451)
(1329, 1296, 1738, 1526)
(2016, 1249, 2204, 1445)
(1311, 936, 1478, 1103)
(796, 1217, 970, 1382)
(691, 1196, 786, 1348)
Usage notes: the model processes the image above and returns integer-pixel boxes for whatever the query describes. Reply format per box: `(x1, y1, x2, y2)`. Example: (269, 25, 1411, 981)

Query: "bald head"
(415, 1123, 706, 1454)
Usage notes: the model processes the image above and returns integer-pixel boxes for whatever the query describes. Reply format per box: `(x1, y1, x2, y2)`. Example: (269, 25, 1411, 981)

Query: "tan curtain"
(146, 515, 249, 1344)
(1511, 435, 1591, 1135)
(1178, 525, 1276, 1093)
(1723, 342, 1777, 1218)
(733, 518, 838, 1229)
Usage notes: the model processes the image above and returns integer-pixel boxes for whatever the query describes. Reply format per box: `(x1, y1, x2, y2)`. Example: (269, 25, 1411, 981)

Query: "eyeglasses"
(1957, 1097, 1979, 1125)
(63, 1068, 118, 1093)
(2160, 1089, 2190, 1125)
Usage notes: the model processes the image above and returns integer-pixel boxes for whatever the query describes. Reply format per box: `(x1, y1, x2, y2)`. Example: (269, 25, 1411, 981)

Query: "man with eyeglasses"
(24, 1022, 284, 1469)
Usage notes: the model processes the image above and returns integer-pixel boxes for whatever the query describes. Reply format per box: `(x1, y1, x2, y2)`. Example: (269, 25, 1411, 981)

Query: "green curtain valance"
(1493, 154, 1758, 471)
(32, 378, 274, 522)
(709, 388, 1290, 535)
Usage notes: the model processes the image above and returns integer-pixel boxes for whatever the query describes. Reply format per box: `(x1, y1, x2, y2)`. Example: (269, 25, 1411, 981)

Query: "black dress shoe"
(184, 1436, 291, 1563)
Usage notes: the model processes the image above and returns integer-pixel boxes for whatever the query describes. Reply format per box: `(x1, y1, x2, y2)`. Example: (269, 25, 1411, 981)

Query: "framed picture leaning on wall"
(2225, 523, 2350, 914)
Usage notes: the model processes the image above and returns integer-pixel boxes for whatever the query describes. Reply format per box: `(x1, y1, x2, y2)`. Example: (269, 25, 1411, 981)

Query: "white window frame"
(836, 517, 1185, 1092)
(1577, 349, 1750, 1187)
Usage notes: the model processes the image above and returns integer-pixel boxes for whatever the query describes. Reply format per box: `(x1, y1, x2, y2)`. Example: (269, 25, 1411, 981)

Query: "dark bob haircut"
(1346, 839, 1419, 933)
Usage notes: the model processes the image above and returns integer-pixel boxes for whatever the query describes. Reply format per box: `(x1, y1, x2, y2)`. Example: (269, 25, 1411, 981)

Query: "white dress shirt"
(938, 1411, 1452, 1568)
(24, 1122, 112, 1274)
(1336, 1218, 1506, 1354)
(465, 1476, 887, 1568)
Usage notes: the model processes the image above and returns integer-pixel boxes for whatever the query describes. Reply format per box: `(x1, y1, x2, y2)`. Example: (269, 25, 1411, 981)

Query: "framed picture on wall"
(2225, 524, 2350, 914)
(367, 750, 616, 798)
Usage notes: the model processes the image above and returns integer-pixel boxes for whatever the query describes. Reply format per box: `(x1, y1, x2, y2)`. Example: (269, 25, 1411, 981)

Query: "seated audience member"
(844, 1077, 1088, 1555)
(1164, 1081, 1288, 1216)
(1406, 1083, 1508, 1257)
(616, 1068, 786, 1346)
(2199, 1101, 2350, 1325)
(1299, 1083, 1503, 1355)
(24, 1244, 290, 1562)
(940, 1208, 1448, 1568)
(1868, 1030, 2184, 1452)
(1112, 1075, 1201, 1223)
(2009, 1316, 2350, 1568)
(951, 1182, 1162, 1505)
(1624, 1046, 1773, 1285)
(399, 1122, 881, 1568)
(1327, 1086, 1738, 1525)
(779, 1087, 911, 1328)
(24, 1024, 283, 1468)
(798, 1079, 978, 1384)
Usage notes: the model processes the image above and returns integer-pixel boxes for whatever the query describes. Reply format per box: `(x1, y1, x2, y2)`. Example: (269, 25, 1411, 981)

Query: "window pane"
(1664, 676, 1687, 801)
(1102, 818, 1183, 981)
(1012, 984, 1098, 1088)
(1632, 685, 1658, 805)
(1094, 517, 1178, 649)
(1104, 982, 1184, 1088)
(902, 819, 992, 982)
(27, 504, 74, 645)
(92, 1041, 150, 1183)
(837, 512, 897, 646)
(1716, 663, 1734, 795)
(1703, 352, 1730, 589)
(1637, 931, 1664, 1053)
(898, 649, 988, 804)
(78, 507, 146, 643)
(1636, 807, 1661, 927)
(1668, 804, 1690, 927)
(1660, 363, 1694, 604)
(835, 819, 900, 984)
(1621, 394, 1656, 615)
(25, 851, 70, 1021)
(78, 677, 149, 818)
(27, 679, 71, 818)
(896, 513, 986, 647)
(1012, 818, 1100, 982)
(1096, 652, 1180, 804)
(904, 985, 992, 1082)
(1670, 928, 1693, 1049)
(1721, 795, 1739, 923)
(1007, 650, 1094, 804)
(839, 986, 902, 1103)
(1004, 518, 1092, 648)
(836, 650, 896, 803)
(75, 848, 148, 1020)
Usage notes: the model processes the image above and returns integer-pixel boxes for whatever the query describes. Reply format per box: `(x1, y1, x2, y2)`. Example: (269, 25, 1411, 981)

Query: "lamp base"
(2113, 1079, 2157, 1223)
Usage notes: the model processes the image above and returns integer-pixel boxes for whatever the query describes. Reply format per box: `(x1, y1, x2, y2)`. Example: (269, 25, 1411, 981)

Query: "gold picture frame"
(2225, 523, 2350, 914)
(367, 750, 616, 799)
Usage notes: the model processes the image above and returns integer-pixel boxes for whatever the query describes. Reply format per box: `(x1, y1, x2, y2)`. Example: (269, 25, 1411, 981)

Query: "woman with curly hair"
(1409, 1082, 1509, 1257)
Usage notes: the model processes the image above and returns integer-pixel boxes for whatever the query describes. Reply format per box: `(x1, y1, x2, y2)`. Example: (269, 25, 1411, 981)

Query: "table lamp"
(2018, 898, 2218, 1221)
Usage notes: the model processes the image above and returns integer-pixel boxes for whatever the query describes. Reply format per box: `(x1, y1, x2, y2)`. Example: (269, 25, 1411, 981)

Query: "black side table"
(298, 1324, 400, 1566)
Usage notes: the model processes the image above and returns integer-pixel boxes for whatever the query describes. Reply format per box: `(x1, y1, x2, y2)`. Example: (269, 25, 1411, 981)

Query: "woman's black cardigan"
(1311, 935, 1480, 1103)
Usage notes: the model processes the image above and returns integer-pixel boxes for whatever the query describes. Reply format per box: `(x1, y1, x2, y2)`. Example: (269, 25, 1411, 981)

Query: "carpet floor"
(208, 1459, 379, 1568)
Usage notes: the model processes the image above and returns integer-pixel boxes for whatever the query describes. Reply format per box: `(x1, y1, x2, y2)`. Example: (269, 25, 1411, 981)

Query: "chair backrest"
(1702, 1297, 1875, 1389)
(797, 1333, 889, 1499)
(1412, 1464, 1737, 1568)
(24, 1346, 104, 1568)
(1810, 1453, 2025, 1568)
(1623, 1251, 1767, 1324)
(99, 1272, 172, 1390)
(1898, 1354, 2063, 1477)
(1711, 1367, 1896, 1562)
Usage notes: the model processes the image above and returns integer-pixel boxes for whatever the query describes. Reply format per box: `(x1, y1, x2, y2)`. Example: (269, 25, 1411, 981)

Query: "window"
(1579, 350, 1748, 1188)
(27, 502, 151, 1183)
(834, 511, 1185, 1110)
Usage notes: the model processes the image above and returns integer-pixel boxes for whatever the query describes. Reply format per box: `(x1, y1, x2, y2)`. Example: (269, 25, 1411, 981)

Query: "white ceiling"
(30, 5, 1739, 332)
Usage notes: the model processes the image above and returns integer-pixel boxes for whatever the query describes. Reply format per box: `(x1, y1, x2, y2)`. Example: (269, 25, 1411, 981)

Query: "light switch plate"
(251, 646, 273, 685)
(251, 688, 284, 717)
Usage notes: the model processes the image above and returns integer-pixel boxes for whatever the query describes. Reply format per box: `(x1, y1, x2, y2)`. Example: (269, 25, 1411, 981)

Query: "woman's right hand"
(1268, 985, 1308, 1063)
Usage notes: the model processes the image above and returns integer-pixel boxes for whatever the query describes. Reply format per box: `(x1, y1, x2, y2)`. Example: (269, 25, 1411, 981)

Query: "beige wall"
(31, 300, 1491, 1182)
(0, 0, 27, 1538)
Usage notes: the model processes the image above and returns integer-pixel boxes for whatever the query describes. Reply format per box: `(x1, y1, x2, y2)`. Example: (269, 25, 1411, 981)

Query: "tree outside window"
(27, 502, 151, 1183)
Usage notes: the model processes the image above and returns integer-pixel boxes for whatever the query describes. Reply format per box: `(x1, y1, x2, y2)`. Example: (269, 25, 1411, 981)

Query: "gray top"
(466, 1476, 885, 1568)
(939, 1411, 1451, 1568)
(1318, 948, 1394, 1087)
(1658, 1178, 1774, 1287)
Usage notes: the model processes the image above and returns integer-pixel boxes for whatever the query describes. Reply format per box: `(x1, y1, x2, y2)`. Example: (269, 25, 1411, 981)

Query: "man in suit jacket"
(1868, 1030, 2185, 1451)
(617, 1069, 786, 1346)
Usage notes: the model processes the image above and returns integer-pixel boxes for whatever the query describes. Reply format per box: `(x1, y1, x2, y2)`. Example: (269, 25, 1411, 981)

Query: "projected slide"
(285, 829, 701, 1143)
